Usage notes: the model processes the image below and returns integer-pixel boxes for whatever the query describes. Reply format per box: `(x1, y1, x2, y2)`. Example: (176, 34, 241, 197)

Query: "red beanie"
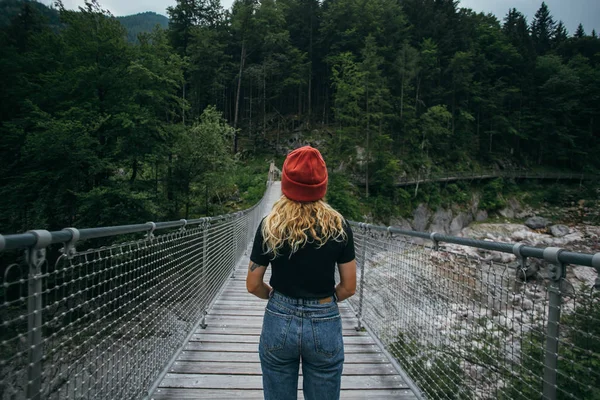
(281, 146, 328, 202)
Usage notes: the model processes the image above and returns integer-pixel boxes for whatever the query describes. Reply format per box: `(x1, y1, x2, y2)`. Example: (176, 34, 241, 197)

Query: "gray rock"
(429, 209, 453, 234)
(550, 224, 570, 237)
(412, 204, 431, 232)
(499, 207, 516, 219)
(521, 298, 534, 310)
(389, 217, 413, 232)
(450, 212, 474, 235)
(476, 210, 488, 222)
(525, 216, 551, 229)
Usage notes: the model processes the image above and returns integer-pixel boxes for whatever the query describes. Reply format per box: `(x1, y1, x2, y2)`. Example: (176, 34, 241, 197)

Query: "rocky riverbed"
(362, 195, 599, 399)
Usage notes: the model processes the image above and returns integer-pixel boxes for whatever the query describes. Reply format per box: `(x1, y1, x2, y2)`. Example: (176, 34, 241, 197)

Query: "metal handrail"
(348, 223, 600, 270)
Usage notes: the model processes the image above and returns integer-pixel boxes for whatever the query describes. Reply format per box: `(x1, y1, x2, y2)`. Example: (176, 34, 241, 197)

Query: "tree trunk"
(308, 3, 313, 123)
(182, 83, 186, 125)
(298, 84, 302, 116)
(233, 43, 246, 153)
(263, 62, 266, 134)
(400, 68, 405, 120)
(249, 80, 253, 141)
(415, 76, 421, 113)
(365, 82, 370, 199)
(130, 159, 138, 186)
(167, 153, 174, 211)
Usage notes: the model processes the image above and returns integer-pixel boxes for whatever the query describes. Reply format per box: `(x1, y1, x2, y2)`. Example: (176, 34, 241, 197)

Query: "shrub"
(481, 178, 507, 211)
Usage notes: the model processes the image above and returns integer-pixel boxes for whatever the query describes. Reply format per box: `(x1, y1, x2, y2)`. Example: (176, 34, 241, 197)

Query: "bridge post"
(200, 219, 208, 329)
(25, 230, 51, 400)
(512, 243, 528, 282)
(231, 216, 237, 279)
(355, 224, 368, 331)
(542, 247, 565, 400)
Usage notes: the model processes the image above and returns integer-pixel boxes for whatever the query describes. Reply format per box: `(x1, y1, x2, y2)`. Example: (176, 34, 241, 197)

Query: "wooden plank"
(207, 309, 357, 318)
(202, 318, 359, 327)
(169, 361, 398, 376)
(151, 388, 417, 399)
(200, 322, 359, 331)
(159, 374, 409, 390)
(183, 342, 382, 353)
(194, 326, 367, 337)
(177, 351, 390, 364)
(152, 388, 265, 399)
(189, 334, 375, 345)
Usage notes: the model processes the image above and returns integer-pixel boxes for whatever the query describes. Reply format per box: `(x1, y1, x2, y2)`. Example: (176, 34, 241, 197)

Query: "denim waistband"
(270, 290, 335, 305)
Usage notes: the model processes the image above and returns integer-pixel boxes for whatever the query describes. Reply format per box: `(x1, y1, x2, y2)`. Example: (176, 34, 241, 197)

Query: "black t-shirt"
(250, 219, 355, 299)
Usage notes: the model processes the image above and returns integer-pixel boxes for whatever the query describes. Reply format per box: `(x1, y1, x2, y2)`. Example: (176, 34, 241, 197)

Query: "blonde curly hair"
(261, 195, 347, 258)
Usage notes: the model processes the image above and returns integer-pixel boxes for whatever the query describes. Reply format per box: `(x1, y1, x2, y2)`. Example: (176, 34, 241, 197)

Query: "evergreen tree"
(553, 21, 568, 47)
(531, 2, 556, 55)
(574, 23, 586, 38)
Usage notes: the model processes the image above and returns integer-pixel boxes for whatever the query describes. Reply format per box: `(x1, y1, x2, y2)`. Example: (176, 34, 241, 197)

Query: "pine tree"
(574, 23, 586, 38)
(553, 21, 568, 47)
(531, 2, 556, 55)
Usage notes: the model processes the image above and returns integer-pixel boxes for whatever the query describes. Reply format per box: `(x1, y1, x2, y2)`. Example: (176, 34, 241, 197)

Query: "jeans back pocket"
(311, 314, 343, 357)
(261, 308, 293, 352)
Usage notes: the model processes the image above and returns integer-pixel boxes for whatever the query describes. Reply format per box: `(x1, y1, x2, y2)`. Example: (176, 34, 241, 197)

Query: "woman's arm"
(246, 261, 272, 299)
(335, 260, 357, 301)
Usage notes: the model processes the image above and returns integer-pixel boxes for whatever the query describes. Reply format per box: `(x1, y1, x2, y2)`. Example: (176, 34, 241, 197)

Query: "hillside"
(0, 1, 168, 42)
(117, 12, 169, 43)
(0, 0, 60, 27)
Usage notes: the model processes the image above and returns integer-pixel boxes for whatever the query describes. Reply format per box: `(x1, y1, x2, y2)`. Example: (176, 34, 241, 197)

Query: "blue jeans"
(259, 291, 344, 400)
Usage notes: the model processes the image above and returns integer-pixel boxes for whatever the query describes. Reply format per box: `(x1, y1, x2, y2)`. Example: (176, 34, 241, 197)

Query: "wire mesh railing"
(347, 222, 600, 400)
(0, 170, 275, 400)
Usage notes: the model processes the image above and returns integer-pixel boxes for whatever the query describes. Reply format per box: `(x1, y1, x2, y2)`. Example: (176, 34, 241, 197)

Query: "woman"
(246, 146, 357, 400)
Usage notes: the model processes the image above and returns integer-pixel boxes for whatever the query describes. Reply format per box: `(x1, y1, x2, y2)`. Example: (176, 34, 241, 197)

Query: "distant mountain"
(0, 0, 60, 27)
(117, 12, 169, 43)
(1, 2, 169, 44)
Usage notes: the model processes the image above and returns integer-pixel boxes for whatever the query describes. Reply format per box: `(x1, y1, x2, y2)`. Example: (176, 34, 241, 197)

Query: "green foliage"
(444, 182, 470, 205)
(391, 333, 473, 399)
(501, 289, 600, 400)
(326, 173, 361, 221)
(77, 186, 159, 227)
(415, 183, 443, 210)
(171, 106, 235, 217)
(481, 178, 507, 211)
(1, 0, 599, 229)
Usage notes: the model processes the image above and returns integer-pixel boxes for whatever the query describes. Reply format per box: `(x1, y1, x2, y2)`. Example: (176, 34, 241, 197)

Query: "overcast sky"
(41, 0, 598, 35)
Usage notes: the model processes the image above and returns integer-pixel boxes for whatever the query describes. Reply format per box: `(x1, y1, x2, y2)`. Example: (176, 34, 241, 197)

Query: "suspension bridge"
(1, 166, 599, 400)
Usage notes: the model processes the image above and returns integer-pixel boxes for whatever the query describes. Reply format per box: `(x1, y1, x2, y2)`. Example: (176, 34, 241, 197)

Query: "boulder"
(429, 209, 453, 234)
(412, 204, 431, 232)
(498, 207, 516, 219)
(549, 224, 570, 237)
(389, 217, 413, 232)
(450, 212, 474, 235)
(476, 210, 488, 222)
(525, 216, 551, 229)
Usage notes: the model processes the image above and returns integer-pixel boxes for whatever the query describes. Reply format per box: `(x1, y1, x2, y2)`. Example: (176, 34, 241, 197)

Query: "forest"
(0, 0, 599, 235)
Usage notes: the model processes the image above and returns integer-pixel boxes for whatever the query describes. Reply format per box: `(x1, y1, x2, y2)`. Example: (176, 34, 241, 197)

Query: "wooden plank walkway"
(151, 182, 418, 399)
(151, 258, 418, 399)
